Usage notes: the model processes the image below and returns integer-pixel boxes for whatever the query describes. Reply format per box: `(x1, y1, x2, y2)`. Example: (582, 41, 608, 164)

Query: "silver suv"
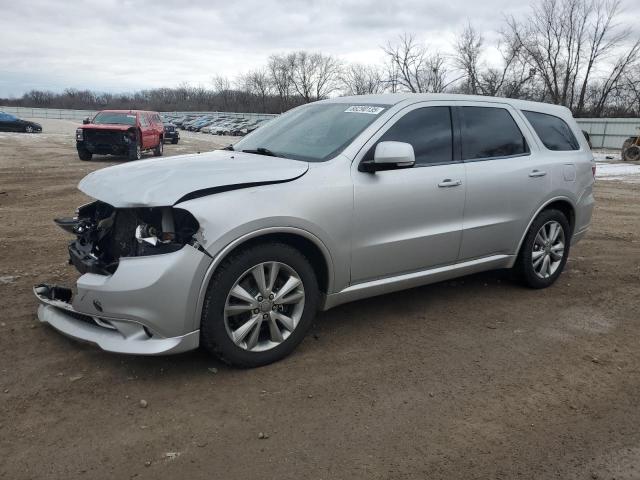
(35, 94, 595, 367)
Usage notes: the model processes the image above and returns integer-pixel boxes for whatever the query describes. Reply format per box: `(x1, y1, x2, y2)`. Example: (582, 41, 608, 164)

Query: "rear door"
(138, 113, 154, 148)
(351, 103, 466, 283)
(151, 113, 163, 143)
(456, 102, 550, 260)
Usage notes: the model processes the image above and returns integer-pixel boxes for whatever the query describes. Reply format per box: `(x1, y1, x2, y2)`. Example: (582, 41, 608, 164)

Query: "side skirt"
(321, 254, 514, 311)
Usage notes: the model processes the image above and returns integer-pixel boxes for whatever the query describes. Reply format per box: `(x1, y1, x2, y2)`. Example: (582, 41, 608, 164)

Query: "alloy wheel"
(532, 220, 565, 279)
(223, 261, 305, 352)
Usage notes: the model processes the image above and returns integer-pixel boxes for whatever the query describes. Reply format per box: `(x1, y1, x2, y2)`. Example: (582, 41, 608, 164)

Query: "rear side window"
(368, 106, 453, 166)
(523, 110, 580, 151)
(461, 106, 529, 160)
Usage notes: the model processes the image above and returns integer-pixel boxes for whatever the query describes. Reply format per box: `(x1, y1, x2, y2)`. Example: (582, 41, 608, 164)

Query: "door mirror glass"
(82, 117, 91, 125)
(374, 141, 415, 167)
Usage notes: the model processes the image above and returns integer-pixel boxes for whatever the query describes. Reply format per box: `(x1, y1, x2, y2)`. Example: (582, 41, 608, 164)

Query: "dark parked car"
(0, 112, 42, 133)
(164, 123, 180, 144)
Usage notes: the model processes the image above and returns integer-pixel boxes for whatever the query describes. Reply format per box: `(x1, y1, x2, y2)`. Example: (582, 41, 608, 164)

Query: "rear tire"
(153, 138, 163, 156)
(514, 209, 571, 289)
(77, 147, 92, 161)
(622, 137, 637, 161)
(200, 242, 319, 368)
(623, 145, 640, 162)
(171, 137, 178, 145)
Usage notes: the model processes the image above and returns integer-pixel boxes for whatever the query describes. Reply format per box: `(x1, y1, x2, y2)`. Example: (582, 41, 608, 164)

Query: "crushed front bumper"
(33, 245, 212, 355)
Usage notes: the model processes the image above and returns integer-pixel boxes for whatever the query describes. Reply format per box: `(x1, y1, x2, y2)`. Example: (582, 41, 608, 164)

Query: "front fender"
(189, 225, 336, 333)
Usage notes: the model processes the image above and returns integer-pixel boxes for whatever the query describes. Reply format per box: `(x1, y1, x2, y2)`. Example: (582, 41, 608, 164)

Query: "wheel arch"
(514, 196, 576, 261)
(193, 227, 335, 330)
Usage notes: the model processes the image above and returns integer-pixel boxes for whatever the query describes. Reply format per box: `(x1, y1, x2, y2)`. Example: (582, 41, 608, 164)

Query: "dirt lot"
(1, 119, 639, 480)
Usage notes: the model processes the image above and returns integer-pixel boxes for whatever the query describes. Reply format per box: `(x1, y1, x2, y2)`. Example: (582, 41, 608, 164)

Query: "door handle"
(529, 169, 547, 178)
(438, 179, 462, 188)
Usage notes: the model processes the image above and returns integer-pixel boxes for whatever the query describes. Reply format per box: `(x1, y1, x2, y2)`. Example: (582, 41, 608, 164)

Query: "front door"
(350, 104, 466, 283)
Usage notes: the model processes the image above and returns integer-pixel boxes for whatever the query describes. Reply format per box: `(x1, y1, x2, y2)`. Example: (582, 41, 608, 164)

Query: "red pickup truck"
(75, 110, 164, 161)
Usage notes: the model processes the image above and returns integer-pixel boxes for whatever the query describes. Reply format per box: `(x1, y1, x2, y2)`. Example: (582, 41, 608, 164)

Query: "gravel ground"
(1, 119, 639, 480)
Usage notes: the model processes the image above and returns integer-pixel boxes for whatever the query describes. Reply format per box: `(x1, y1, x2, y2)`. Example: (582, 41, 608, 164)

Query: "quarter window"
(367, 106, 453, 166)
(523, 110, 579, 151)
(461, 106, 529, 160)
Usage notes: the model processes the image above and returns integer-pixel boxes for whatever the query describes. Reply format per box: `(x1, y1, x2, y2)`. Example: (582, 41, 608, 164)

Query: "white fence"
(576, 118, 639, 149)
(0, 106, 278, 123)
(0, 106, 98, 121)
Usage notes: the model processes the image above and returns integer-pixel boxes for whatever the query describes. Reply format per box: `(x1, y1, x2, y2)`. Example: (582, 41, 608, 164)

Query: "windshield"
(232, 103, 388, 162)
(92, 112, 137, 126)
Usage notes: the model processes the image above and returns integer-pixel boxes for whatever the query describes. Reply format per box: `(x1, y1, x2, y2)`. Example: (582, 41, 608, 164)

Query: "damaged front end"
(55, 201, 201, 275)
(33, 201, 211, 355)
(77, 127, 138, 156)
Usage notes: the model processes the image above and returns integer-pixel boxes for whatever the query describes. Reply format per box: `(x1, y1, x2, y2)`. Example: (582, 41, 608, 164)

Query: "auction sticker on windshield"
(344, 106, 385, 114)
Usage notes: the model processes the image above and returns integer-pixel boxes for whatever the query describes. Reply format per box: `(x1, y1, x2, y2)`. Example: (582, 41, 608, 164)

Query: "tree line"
(2, 0, 638, 117)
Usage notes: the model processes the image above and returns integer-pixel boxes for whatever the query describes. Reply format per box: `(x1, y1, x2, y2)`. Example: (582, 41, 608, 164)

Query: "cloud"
(0, 0, 637, 97)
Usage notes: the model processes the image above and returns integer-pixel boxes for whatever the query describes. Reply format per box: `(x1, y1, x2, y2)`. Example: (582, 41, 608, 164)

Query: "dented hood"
(78, 150, 309, 207)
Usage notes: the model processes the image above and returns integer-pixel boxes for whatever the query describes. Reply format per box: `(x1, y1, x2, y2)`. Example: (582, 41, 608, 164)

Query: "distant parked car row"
(161, 113, 273, 136)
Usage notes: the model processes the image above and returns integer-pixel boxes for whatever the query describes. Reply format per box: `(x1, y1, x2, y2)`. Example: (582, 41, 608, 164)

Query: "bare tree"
(589, 40, 640, 116)
(575, 0, 635, 114)
(340, 63, 384, 95)
(384, 58, 401, 93)
(454, 23, 483, 94)
(382, 33, 455, 93)
(505, 0, 638, 112)
(267, 55, 293, 112)
(238, 69, 273, 112)
(312, 53, 342, 100)
(212, 75, 232, 110)
(287, 51, 342, 102)
(478, 33, 538, 98)
(620, 64, 640, 116)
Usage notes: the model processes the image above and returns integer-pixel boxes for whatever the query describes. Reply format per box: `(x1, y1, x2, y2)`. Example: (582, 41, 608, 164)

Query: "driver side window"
(365, 106, 453, 166)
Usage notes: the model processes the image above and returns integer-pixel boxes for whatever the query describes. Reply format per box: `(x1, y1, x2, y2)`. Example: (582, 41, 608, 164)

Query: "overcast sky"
(0, 0, 638, 97)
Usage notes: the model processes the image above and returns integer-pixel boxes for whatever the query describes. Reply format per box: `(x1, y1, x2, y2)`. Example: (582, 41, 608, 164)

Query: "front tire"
(514, 209, 571, 289)
(77, 147, 92, 161)
(171, 137, 179, 144)
(24, 125, 34, 133)
(128, 143, 142, 161)
(201, 243, 319, 368)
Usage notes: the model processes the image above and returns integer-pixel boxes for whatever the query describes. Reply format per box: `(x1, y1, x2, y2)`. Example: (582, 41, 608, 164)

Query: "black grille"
(85, 130, 126, 145)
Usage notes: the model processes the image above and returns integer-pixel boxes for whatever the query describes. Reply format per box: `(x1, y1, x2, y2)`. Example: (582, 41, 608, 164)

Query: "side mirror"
(374, 141, 415, 167)
(82, 117, 91, 125)
(360, 141, 415, 172)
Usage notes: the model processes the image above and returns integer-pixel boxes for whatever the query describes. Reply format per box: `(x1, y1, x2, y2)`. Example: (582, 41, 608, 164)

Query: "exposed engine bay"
(55, 201, 200, 275)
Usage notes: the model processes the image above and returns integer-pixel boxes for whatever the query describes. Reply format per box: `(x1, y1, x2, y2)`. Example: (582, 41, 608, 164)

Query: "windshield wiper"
(241, 147, 285, 158)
